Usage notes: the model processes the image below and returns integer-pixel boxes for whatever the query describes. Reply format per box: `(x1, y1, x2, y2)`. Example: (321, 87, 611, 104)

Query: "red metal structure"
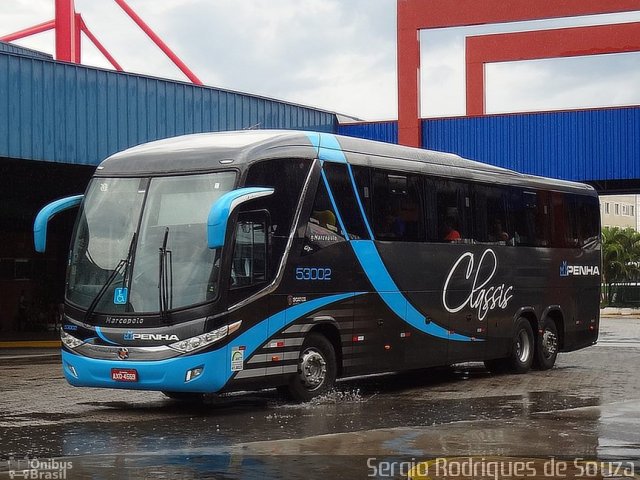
(465, 22, 640, 116)
(397, 0, 640, 147)
(0, 0, 201, 84)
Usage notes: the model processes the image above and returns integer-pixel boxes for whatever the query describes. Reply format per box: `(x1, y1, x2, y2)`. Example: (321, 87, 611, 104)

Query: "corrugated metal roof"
(0, 41, 53, 60)
(0, 50, 336, 166)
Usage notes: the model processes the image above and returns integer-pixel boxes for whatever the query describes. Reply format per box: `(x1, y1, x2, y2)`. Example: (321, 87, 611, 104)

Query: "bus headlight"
(61, 331, 84, 349)
(170, 320, 242, 354)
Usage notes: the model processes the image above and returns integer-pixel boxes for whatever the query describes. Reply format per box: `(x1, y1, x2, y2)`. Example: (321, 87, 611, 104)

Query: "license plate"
(111, 368, 138, 382)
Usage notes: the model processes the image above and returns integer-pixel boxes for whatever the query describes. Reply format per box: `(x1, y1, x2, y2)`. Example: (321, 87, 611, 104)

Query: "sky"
(2, 0, 640, 120)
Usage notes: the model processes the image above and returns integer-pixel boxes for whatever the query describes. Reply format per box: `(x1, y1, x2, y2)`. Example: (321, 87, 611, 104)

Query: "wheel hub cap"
(299, 349, 327, 390)
(542, 330, 558, 358)
(516, 330, 531, 363)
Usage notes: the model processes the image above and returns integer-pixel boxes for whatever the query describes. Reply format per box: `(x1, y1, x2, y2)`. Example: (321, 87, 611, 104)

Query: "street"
(1, 316, 639, 479)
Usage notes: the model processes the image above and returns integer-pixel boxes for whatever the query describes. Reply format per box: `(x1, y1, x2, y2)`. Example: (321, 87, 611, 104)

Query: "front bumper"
(61, 346, 231, 393)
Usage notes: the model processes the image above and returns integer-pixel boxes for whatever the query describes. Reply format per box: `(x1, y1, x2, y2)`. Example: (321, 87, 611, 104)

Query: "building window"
(605, 202, 610, 215)
(631, 205, 635, 216)
(615, 203, 620, 216)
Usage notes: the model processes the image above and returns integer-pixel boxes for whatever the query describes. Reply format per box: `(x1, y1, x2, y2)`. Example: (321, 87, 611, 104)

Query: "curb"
(600, 308, 640, 316)
(0, 340, 61, 349)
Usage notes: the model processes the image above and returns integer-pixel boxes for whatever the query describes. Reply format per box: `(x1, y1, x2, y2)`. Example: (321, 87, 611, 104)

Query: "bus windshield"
(67, 171, 237, 315)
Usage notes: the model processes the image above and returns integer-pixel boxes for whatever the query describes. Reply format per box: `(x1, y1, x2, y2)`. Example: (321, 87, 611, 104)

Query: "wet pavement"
(1, 316, 639, 479)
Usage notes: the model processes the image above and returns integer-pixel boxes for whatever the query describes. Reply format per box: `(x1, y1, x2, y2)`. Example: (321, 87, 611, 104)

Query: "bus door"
(387, 287, 448, 370)
(353, 292, 404, 373)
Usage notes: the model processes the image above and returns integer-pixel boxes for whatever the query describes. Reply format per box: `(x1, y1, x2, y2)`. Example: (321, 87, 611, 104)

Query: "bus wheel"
(533, 318, 559, 370)
(509, 317, 535, 373)
(484, 317, 534, 374)
(285, 332, 337, 402)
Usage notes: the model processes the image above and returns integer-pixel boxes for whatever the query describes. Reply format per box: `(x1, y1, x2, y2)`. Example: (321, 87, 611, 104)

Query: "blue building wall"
(338, 121, 397, 144)
(0, 50, 336, 166)
(340, 107, 640, 184)
(423, 108, 640, 183)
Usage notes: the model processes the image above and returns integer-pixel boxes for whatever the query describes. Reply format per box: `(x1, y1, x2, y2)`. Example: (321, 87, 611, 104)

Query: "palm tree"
(602, 227, 640, 304)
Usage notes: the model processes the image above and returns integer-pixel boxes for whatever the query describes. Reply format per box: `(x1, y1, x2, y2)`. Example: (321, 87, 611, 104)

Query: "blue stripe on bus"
(346, 163, 374, 240)
(231, 291, 364, 361)
(305, 132, 478, 343)
(95, 326, 120, 345)
(306, 132, 348, 163)
(63, 292, 365, 392)
(351, 240, 477, 342)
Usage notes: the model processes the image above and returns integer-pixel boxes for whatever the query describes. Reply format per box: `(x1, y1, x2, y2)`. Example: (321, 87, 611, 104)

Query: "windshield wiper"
(158, 227, 173, 323)
(84, 233, 137, 323)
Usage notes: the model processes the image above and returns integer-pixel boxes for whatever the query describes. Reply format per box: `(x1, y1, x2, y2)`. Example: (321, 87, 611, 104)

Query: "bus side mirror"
(207, 187, 274, 249)
(34, 195, 84, 253)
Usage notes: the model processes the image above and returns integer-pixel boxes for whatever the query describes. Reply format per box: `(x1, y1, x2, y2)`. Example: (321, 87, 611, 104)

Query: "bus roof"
(96, 130, 595, 194)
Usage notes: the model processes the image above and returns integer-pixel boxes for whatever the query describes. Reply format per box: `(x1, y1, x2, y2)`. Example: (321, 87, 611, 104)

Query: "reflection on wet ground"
(0, 317, 639, 478)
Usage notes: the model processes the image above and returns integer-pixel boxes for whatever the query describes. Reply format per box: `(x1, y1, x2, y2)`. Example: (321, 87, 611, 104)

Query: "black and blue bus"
(35, 131, 601, 401)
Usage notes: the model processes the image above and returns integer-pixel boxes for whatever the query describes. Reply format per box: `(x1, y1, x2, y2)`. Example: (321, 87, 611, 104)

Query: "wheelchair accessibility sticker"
(114, 288, 128, 305)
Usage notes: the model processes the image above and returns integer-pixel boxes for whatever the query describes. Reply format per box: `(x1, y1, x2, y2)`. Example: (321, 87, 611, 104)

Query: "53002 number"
(295, 267, 332, 281)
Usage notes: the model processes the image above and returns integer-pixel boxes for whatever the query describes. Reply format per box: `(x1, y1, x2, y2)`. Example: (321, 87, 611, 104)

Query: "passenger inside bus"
(380, 205, 406, 239)
(490, 218, 510, 242)
(443, 217, 461, 241)
(313, 209, 337, 231)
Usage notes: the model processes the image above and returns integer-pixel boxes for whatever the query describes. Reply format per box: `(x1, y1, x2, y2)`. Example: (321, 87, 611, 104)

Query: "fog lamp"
(185, 366, 204, 382)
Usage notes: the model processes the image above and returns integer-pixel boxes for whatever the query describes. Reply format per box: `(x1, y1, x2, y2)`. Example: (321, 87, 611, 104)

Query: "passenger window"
(561, 194, 581, 248)
(550, 192, 568, 247)
(244, 158, 311, 278)
(577, 195, 600, 248)
(323, 163, 369, 240)
(351, 165, 372, 223)
(474, 184, 510, 244)
(244, 158, 310, 239)
(302, 179, 345, 255)
(230, 213, 267, 289)
(509, 189, 550, 247)
(425, 177, 471, 243)
(371, 170, 425, 242)
(550, 192, 597, 248)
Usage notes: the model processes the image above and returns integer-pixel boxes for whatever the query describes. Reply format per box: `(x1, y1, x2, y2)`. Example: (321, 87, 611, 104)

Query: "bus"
(34, 130, 601, 401)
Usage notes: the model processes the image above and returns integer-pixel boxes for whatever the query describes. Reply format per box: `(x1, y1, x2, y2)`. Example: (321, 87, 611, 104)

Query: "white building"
(600, 195, 640, 230)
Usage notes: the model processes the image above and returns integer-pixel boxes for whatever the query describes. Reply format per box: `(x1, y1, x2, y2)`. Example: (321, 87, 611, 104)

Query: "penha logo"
(560, 261, 569, 277)
(442, 249, 514, 321)
(123, 331, 179, 342)
(560, 261, 600, 277)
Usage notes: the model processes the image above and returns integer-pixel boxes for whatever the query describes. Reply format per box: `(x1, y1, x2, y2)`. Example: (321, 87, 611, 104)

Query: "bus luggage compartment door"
(447, 310, 486, 363)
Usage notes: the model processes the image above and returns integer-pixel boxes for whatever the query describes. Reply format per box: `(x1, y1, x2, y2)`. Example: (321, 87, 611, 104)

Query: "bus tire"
(533, 317, 559, 370)
(285, 332, 337, 402)
(484, 317, 534, 374)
